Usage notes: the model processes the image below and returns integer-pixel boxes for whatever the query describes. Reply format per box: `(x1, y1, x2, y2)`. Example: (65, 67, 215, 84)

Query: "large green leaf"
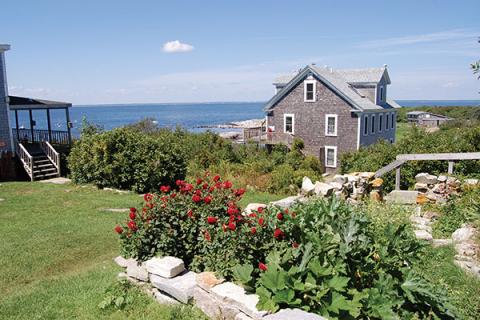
(231, 264, 253, 285)
(260, 268, 286, 291)
(327, 276, 350, 292)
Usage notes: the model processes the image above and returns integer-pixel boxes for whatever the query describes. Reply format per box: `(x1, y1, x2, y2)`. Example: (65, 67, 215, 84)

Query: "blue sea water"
(10, 100, 480, 137)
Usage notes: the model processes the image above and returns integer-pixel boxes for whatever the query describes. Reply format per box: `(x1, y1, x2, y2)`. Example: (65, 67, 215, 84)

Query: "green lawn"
(0, 182, 206, 320)
(395, 122, 410, 143)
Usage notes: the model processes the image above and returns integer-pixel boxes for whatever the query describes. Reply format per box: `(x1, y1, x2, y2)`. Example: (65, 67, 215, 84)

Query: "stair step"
(34, 167, 57, 174)
(34, 172, 59, 179)
(34, 163, 55, 169)
(34, 159, 51, 164)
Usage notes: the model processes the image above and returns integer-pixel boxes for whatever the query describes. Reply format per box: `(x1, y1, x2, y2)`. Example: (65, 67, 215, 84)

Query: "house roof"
(265, 65, 398, 112)
(8, 96, 71, 110)
(407, 111, 452, 120)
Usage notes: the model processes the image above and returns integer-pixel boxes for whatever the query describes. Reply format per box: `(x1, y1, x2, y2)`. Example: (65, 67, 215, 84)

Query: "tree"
(472, 37, 480, 79)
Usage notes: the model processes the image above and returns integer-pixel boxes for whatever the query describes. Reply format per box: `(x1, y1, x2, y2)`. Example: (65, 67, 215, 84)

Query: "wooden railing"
(375, 152, 480, 190)
(243, 127, 295, 146)
(16, 143, 34, 181)
(40, 141, 61, 177)
(13, 128, 70, 145)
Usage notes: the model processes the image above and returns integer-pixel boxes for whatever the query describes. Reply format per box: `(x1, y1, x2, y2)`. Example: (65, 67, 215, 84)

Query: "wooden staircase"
(16, 142, 61, 181)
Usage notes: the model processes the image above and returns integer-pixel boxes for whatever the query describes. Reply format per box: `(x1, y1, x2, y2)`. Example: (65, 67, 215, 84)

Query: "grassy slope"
(0, 182, 206, 320)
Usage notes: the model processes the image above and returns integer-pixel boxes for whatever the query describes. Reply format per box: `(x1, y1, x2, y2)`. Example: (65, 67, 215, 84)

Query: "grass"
(238, 190, 288, 208)
(0, 182, 207, 320)
(395, 122, 410, 143)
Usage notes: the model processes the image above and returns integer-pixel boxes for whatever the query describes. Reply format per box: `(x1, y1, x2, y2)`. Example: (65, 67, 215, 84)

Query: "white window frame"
(325, 114, 338, 137)
(283, 113, 295, 134)
(304, 80, 316, 102)
(371, 114, 376, 134)
(379, 113, 383, 132)
(324, 146, 337, 168)
(363, 115, 368, 136)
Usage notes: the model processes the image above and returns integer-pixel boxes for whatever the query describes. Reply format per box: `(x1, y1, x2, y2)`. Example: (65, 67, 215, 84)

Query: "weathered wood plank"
(396, 153, 480, 161)
(375, 159, 405, 178)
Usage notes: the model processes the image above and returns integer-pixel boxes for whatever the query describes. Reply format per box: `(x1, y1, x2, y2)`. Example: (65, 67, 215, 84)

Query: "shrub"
(115, 174, 296, 278)
(68, 127, 187, 193)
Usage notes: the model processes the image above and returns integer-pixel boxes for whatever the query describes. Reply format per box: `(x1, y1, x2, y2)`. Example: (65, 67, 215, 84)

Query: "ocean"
(10, 100, 480, 137)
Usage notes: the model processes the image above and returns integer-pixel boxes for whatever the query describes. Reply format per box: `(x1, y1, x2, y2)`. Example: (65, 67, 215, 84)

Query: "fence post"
(395, 166, 401, 190)
(448, 161, 454, 174)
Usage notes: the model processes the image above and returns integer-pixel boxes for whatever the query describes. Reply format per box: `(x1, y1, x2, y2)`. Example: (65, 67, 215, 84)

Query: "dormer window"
(379, 86, 384, 103)
(304, 80, 316, 102)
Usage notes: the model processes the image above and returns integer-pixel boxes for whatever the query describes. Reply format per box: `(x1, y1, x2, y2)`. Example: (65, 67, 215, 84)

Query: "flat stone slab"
(264, 308, 327, 320)
(314, 182, 334, 197)
(153, 289, 180, 304)
(194, 287, 239, 319)
(39, 177, 71, 184)
(235, 313, 254, 320)
(270, 196, 302, 209)
(104, 208, 130, 213)
(114, 256, 135, 268)
(150, 271, 196, 304)
(126, 260, 149, 281)
(452, 226, 477, 243)
(146, 256, 185, 278)
(432, 239, 453, 247)
(211, 282, 267, 319)
(415, 173, 437, 185)
(196, 272, 224, 291)
(414, 230, 433, 241)
(386, 190, 418, 204)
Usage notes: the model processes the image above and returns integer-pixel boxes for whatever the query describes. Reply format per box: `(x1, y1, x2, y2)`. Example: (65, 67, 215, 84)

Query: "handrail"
(16, 143, 34, 181)
(40, 141, 61, 177)
(13, 128, 70, 145)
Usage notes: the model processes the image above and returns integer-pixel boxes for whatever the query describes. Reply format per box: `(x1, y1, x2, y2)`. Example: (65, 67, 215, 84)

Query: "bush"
(115, 174, 296, 278)
(68, 127, 187, 193)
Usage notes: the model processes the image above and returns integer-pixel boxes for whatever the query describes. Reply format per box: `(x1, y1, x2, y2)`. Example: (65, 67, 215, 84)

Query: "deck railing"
(243, 127, 295, 146)
(16, 143, 34, 181)
(13, 128, 70, 145)
(40, 141, 61, 177)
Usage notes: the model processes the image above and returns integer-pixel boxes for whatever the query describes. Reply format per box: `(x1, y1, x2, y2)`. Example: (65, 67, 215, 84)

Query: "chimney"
(0, 44, 13, 153)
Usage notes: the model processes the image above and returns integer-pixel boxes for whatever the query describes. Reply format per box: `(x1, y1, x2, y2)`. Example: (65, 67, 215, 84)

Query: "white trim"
(378, 113, 383, 132)
(303, 80, 316, 102)
(265, 116, 268, 132)
(324, 146, 337, 168)
(370, 114, 376, 134)
(374, 85, 377, 105)
(283, 113, 295, 134)
(356, 116, 361, 150)
(363, 115, 369, 136)
(325, 114, 338, 136)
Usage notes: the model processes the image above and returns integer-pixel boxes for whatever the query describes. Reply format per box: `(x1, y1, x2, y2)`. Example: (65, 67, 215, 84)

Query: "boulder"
(415, 173, 438, 185)
(431, 183, 446, 194)
(235, 313, 254, 320)
(358, 172, 375, 180)
(452, 226, 477, 243)
(126, 261, 149, 281)
(414, 183, 428, 191)
(153, 289, 180, 304)
(211, 282, 267, 319)
(244, 203, 267, 215)
(410, 215, 432, 226)
(314, 182, 334, 197)
(437, 175, 448, 183)
(264, 308, 327, 320)
(333, 174, 347, 184)
(194, 287, 239, 319)
(145, 256, 185, 278)
(385, 190, 418, 204)
(416, 194, 428, 205)
(370, 178, 383, 188)
(345, 174, 360, 184)
(455, 243, 478, 257)
(432, 239, 453, 248)
(329, 182, 343, 191)
(196, 272, 224, 292)
(150, 271, 197, 304)
(271, 195, 302, 209)
(114, 256, 133, 268)
(414, 230, 433, 241)
(369, 190, 382, 202)
(301, 177, 315, 195)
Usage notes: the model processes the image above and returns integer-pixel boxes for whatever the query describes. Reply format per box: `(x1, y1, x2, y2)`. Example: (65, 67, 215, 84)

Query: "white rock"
(414, 224, 432, 233)
(145, 256, 185, 278)
(235, 313, 254, 320)
(244, 203, 267, 215)
(464, 178, 479, 186)
(150, 271, 196, 304)
(385, 190, 418, 204)
(414, 183, 429, 191)
(432, 239, 453, 247)
(452, 226, 477, 243)
(211, 282, 267, 319)
(333, 174, 347, 184)
(329, 182, 343, 191)
(409, 215, 432, 226)
(314, 182, 334, 197)
(455, 243, 478, 257)
(114, 256, 133, 268)
(414, 230, 433, 241)
(415, 173, 438, 185)
(194, 287, 240, 319)
(345, 174, 360, 184)
(264, 308, 327, 320)
(126, 261, 149, 281)
(437, 175, 448, 182)
(271, 196, 302, 209)
(301, 177, 315, 194)
(153, 289, 180, 304)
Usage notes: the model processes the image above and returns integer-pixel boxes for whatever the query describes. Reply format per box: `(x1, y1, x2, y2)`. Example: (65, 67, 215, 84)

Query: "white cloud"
(357, 29, 478, 48)
(162, 40, 194, 53)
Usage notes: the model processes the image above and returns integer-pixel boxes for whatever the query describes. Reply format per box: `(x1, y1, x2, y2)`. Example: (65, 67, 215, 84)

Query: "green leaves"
(260, 267, 286, 291)
(231, 264, 253, 288)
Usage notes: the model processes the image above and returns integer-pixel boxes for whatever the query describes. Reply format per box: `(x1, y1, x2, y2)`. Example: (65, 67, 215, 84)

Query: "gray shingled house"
(261, 64, 401, 173)
(407, 111, 453, 128)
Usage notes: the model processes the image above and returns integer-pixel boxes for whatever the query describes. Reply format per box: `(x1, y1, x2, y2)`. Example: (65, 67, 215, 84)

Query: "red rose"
(223, 181, 233, 189)
(183, 184, 193, 192)
(160, 185, 171, 193)
(229, 215, 235, 222)
(258, 218, 265, 226)
(176, 180, 185, 186)
(227, 206, 239, 215)
(170, 193, 177, 199)
(195, 189, 202, 196)
(277, 213, 283, 220)
(284, 208, 289, 214)
(196, 178, 203, 185)
(251, 227, 257, 234)
(114, 225, 123, 234)
(257, 207, 264, 213)
(130, 207, 136, 213)
(207, 216, 217, 224)
(127, 220, 137, 231)
(259, 262, 267, 271)
(234, 188, 245, 196)
(144, 193, 153, 202)
(187, 210, 193, 218)
(228, 222, 236, 231)
(292, 242, 299, 248)
(129, 212, 136, 220)
(209, 186, 215, 193)
(204, 195, 213, 204)
(249, 213, 257, 218)
(213, 175, 221, 182)
(202, 183, 209, 190)
(192, 195, 202, 203)
(274, 228, 284, 239)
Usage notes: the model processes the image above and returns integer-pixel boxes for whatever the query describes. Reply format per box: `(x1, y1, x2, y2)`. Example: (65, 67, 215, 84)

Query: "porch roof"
(8, 95, 72, 110)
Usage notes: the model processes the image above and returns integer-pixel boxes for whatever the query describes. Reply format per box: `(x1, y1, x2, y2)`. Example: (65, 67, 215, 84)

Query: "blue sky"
(1, 0, 479, 104)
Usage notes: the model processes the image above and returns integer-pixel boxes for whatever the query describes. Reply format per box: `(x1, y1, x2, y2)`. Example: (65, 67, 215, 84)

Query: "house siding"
(0, 51, 13, 153)
(268, 76, 359, 173)
(359, 111, 397, 146)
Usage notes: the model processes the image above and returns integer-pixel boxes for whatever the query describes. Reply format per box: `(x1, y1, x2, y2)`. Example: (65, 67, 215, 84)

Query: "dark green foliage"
(68, 126, 187, 193)
(396, 106, 480, 123)
(341, 126, 480, 191)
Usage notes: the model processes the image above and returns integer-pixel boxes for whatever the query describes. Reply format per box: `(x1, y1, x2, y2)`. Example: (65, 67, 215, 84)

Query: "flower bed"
(114, 175, 459, 319)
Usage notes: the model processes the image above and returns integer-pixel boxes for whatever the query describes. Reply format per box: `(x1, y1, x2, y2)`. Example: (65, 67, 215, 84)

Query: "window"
(325, 146, 337, 168)
(371, 114, 376, 134)
(386, 114, 390, 130)
(363, 116, 368, 136)
(325, 114, 337, 136)
(379, 86, 384, 102)
(379, 114, 383, 132)
(391, 113, 395, 128)
(284, 114, 294, 134)
(304, 80, 316, 102)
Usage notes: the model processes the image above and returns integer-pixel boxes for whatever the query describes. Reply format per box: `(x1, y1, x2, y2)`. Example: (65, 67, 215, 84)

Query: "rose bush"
(115, 174, 298, 277)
